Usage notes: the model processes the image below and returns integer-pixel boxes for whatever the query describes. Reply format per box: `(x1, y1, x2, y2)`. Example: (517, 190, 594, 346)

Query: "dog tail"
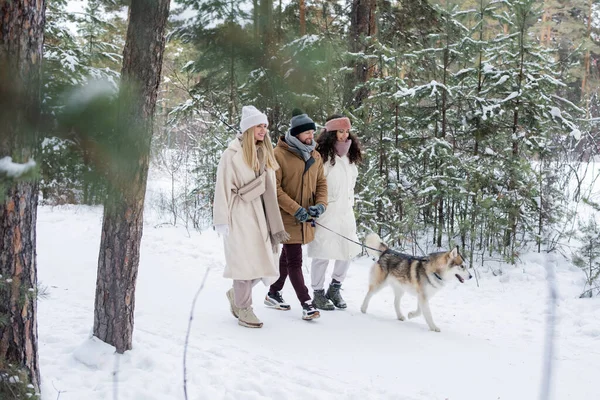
(365, 233, 387, 259)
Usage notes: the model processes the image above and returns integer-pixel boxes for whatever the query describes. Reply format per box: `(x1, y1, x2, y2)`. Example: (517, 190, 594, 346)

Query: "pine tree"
(0, 0, 46, 392)
(41, 0, 127, 205)
(573, 199, 600, 297)
(345, 0, 378, 110)
(93, 0, 171, 354)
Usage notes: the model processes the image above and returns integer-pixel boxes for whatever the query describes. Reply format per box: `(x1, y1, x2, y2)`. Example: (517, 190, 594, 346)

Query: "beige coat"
(274, 137, 328, 244)
(213, 139, 279, 282)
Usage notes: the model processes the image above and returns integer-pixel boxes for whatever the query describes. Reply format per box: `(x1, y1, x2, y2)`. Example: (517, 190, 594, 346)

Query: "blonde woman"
(213, 105, 289, 328)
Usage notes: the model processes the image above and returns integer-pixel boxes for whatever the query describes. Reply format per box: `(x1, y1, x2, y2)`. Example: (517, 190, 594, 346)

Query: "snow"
(0, 156, 36, 177)
(61, 50, 80, 72)
(495, 74, 509, 86)
(592, 3, 600, 31)
(482, 63, 494, 73)
(64, 1, 87, 36)
(35, 168, 600, 400)
(501, 91, 519, 103)
(550, 106, 562, 119)
(285, 35, 321, 51)
(64, 80, 116, 111)
(419, 186, 437, 195)
(393, 80, 451, 100)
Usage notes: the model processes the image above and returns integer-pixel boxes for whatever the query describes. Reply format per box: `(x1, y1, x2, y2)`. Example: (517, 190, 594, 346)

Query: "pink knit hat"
(325, 117, 351, 132)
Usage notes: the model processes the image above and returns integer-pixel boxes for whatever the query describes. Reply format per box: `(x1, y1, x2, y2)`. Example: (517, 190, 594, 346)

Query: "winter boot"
(302, 302, 321, 320)
(226, 288, 239, 318)
(312, 289, 335, 310)
(238, 307, 263, 328)
(264, 291, 291, 310)
(326, 280, 347, 309)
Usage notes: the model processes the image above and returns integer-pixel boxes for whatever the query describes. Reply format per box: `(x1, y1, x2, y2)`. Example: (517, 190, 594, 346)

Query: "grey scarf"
(285, 130, 316, 161)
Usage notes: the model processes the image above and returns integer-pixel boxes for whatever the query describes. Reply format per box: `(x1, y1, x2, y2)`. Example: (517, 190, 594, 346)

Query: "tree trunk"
(0, 0, 46, 391)
(277, 0, 283, 44)
(581, 0, 592, 116)
(437, 198, 443, 247)
(345, 0, 377, 109)
(299, 0, 306, 35)
(228, 1, 237, 124)
(93, 0, 170, 354)
(505, 21, 526, 261)
(259, 0, 274, 61)
(253, 0, 259, 41)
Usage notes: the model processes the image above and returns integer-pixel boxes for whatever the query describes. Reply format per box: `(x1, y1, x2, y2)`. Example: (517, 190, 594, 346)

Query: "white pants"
(310, 258, 351, 291)
(233, 279, 261, 309)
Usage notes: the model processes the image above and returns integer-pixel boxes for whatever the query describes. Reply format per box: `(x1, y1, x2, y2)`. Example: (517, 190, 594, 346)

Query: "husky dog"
(360, 233, 472, 332)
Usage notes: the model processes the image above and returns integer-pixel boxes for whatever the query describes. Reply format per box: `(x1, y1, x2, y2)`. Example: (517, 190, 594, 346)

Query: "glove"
(294, 207, 310, 223)
(214, 224, 229, 237)
(308, 204, 326, 218)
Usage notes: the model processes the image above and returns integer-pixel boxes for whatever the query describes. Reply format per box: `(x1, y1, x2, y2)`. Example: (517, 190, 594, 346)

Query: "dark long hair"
(316, 114, 363, 166)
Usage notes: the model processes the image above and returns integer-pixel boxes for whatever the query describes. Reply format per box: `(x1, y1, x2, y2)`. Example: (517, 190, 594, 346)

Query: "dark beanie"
(289, 108, 316, 136)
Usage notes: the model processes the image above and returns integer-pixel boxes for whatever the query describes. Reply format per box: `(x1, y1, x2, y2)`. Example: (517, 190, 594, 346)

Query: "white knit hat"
(239, 105, 268, 134)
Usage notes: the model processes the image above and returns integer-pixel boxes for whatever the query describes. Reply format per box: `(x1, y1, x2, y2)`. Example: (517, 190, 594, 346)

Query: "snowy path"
(37, 206, 600, 400)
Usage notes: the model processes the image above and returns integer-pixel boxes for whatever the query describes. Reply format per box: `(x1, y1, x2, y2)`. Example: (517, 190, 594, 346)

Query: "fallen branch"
(183, 267, 211, 400)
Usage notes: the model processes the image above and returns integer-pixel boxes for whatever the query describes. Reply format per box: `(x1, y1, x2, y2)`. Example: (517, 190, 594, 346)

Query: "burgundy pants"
(269, 244, 311, 305)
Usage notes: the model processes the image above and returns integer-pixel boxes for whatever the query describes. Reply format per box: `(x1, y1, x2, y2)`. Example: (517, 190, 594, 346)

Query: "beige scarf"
(262, 171, 290, 248)
(257, 147, 290, 248)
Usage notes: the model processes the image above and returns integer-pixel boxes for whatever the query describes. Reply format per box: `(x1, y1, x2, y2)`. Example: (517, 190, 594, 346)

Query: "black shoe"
(302, 302, 320, 320)
(326, 281, 347, 309)
(264, 291, 291, 310)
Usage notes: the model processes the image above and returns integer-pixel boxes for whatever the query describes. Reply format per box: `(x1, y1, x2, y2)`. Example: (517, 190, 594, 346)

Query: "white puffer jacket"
(307, 154, 361, 260)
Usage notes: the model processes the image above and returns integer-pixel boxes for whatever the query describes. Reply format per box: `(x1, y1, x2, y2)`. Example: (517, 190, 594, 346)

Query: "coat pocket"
(234, 174, 266, 202)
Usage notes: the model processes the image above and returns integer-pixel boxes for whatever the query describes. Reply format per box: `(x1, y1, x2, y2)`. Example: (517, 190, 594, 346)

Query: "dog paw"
(429, 326, 441, 332)
(408, 311, 419, 319)
(396, 314, 405, 321)
(360, 306, 367, 314)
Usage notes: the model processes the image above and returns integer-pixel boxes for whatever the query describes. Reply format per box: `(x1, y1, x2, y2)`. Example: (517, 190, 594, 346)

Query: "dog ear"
(449, 247, 458, 259)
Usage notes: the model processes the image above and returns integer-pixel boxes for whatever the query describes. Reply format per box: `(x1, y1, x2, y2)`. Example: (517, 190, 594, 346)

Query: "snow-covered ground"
(36, 168, 600, 400)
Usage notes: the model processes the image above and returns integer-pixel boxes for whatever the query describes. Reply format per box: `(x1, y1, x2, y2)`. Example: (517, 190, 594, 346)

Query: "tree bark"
(93, 0, 170, 354)
(253, 0, 259, 41)
(299, 0, 306, 35)
(345, 0, 377, 109)
(505, 17, 527, 261)
(0, 0, 46, 391)
(581, 0, 592, 116)
(260, 0, 274, 60)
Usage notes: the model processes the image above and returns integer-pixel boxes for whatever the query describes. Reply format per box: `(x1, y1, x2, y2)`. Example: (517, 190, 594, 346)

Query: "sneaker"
(264, 291, 291, 310)
(238, 307, 263, 328)
(226, 288, 239, 318)
(313, 289, 335, 310)
(326, 281, 347, 309)
(302, 302, 320, 320)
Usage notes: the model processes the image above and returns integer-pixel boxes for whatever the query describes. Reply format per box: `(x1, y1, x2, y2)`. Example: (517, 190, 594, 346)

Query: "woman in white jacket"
(213, 106, 289, 328)
(307, 114, 363, 310)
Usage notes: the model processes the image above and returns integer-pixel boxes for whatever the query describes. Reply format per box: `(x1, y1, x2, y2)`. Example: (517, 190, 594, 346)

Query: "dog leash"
(307, 219, 409, 258)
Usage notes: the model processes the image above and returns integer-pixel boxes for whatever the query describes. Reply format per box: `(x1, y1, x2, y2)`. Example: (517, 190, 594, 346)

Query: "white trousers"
(233, 279, 261, 308)
(310, 258, 351, 291)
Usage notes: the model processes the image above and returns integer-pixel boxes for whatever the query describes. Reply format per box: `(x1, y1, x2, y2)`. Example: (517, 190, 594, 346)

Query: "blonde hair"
(241, 127, 279, 172)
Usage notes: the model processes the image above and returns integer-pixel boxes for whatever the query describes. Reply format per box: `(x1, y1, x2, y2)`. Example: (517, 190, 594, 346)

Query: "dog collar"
(433, 272, 443, 281)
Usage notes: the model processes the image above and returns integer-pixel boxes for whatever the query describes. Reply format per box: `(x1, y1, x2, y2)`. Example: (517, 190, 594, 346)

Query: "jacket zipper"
(300, 169, 305, 243)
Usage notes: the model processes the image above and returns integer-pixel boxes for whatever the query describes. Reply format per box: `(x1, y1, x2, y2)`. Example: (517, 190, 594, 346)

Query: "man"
(264, 109, 328, 320)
